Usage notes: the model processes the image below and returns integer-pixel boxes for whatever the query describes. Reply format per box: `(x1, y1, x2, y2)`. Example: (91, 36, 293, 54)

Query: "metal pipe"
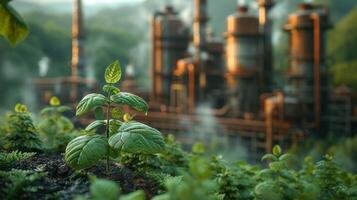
(258, 0, 274, 91)
(71, 0, 85, 79)
(312, 13, 321, 128)
(193, 0, 208, 101)
(188, 63, 195, 113)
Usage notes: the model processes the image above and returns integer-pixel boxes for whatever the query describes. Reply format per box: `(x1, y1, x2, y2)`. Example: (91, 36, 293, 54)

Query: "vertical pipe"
(265, 103, 274, 153)
(71, 0, 85, 78)
(151, 13, 159, 102)
(70, 0, 85, 102)
(312, 13, 321, 128)
(193, 0, 208, 101)
(258, 0, 274, 91)
(188, 63, 195, 113)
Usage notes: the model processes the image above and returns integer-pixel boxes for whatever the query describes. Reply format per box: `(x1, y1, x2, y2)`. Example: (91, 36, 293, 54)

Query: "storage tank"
(284, 3, 331, 127)
(225, 6, 263, 117)
(151, 6, 190, 105)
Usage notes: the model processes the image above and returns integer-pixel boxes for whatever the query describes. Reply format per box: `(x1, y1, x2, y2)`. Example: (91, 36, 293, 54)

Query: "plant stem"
(105, 94, 111, 173)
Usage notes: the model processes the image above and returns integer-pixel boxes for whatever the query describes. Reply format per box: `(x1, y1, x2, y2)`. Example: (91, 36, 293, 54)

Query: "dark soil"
(4, 153, 159, 200)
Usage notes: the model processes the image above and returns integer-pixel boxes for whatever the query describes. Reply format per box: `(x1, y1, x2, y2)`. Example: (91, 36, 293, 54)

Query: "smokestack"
(258, 0, 274, 91)
(193, 0, 209, 101)
(71, 0, 85, 78)
(193, 0, 208, 51)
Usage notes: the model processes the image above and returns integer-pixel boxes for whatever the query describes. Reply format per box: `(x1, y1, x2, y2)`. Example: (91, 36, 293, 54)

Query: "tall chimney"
(193, 0, 208, 51)
(71, 0, 85, 78)
(258, 0, 274, 91)
(193, 0, 208, 101)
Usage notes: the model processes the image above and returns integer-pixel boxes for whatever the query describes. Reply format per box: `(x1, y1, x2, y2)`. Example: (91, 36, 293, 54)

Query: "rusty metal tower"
(71, 0, 85, 79)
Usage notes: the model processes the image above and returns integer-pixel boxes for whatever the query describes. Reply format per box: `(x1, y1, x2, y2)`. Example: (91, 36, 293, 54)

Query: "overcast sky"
(18, 0, 145, 5)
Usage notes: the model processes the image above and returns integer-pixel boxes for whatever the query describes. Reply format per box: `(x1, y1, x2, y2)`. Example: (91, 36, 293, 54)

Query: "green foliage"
(328, 8, 357, 89)
(153, 156, 217, 200)
(0, 169, 45, 200)
(148, 144, 357, 200)
(0, 150, 35, 170)
(37, 96, 77, 151)
(120, 190, 145, 200)
(0, 1, 28, 46)
(75, 177, 145, 200)
(110, 92, 148, 113)
(90, 178, 120, 200)
(109, 121, 165, 154)
(65, 135, 108, 170)
(76, 94, 107, 116)
(65, 60, 164, 171)
(2, 104, 42, 152)
(104, 60, 121, 84)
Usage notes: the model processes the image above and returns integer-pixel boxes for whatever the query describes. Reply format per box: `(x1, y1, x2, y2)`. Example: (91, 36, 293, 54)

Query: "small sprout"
(103, 84, 120, 94)
(49, 96, 61, 106)
(192, 142, 205, 154)
(64, 60, 163, 172)
(324, 154, 333, 161)
(272, 145, 282, 156)
(15, 103, 28, 113)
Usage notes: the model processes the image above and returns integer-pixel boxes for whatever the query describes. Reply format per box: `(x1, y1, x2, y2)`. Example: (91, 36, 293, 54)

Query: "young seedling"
(64, 60, 165, 172)
(3, 104, 42, 152)
(37, 96, 74, 150)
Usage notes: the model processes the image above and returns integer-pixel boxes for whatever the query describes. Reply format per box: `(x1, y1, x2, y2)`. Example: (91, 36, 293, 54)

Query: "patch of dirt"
(8, 153, 158, 199)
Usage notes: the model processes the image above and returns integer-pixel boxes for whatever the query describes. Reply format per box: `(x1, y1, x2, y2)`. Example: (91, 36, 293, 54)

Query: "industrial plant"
(35, 0, 356, 158)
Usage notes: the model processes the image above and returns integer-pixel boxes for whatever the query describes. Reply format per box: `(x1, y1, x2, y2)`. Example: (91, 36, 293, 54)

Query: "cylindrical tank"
(284, 3, 331, 126)
(151, 6, 189, 105)
(225, 6, 263, 117)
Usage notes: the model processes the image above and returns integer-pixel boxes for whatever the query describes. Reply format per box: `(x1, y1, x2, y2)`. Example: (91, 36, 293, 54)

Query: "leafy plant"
(74, 178, 145, 200)
(0, 0, 29, 46)
(2, 104, 42, 152)
(37, 96, 78, 151)
(0, 150, 35, 170)
(65, 60, 165, 171)
(0, 169, 45, 200)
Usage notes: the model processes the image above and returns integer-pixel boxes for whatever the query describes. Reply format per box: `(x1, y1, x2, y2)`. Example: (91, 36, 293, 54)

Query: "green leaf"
(110, 92, 148, 113)
(0, 3, 28, 46)
(104, 60, 121, 84)
(269, 161, 285, 171)
(57, 105, 72, 112)
(65, 135, 108, 170)
(103, 84, 120, 95)
(261, 154, 278, 162)
(94, 107, 105, 120)
(109, 119, 122, 135)
(254, 181, 282, 200)
(40, 107, 55, 115)
(76, 93, 107, 116)
(111, 107, 124, 119)
(90, 178, 120, 200)
(120, 190, 145, 200)
(85, 120, 106, 132)
(85, 119, 122, 133)
(272, 145, 282, 156)
(108, 121, 165, 154)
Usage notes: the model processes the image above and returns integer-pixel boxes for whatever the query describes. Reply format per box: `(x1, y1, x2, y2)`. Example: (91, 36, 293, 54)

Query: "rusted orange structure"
(34, 0, 96, 105)
(225, 6, 262, 117)
(284, 3, 331, 129)
(145, 1, 336, 155)
(151, 6, 190, 106)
